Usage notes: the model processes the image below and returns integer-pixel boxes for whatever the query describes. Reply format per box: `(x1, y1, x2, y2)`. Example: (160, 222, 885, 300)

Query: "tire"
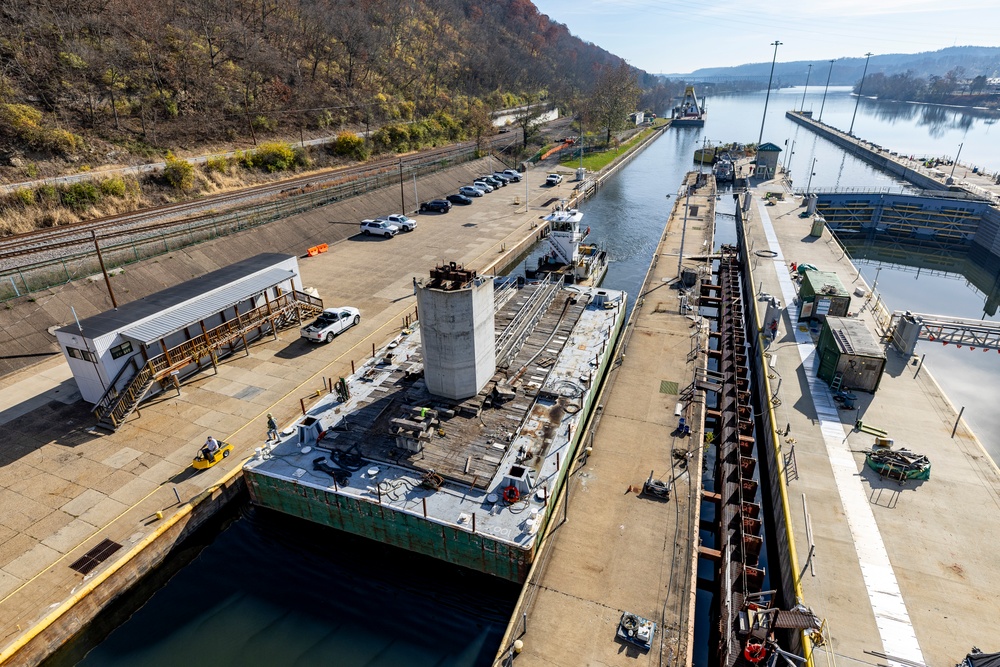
(384, 232, 392, 238)
(353, 315, 360, 326)
(223, 449, 230, 458)
(325, 332, 334, 343)
(363, 229, 370, 235)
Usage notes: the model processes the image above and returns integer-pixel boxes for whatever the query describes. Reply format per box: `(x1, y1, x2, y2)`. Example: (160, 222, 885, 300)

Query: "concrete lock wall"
(416, 277, 495, 400)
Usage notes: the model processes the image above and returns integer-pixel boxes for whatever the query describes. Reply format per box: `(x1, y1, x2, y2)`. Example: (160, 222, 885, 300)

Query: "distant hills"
(661, 46, 1000, 86)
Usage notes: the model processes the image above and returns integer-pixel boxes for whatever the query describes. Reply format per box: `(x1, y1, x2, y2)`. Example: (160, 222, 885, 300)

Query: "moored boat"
(694, 145, 717, 164)
(713, 158, 734, 182)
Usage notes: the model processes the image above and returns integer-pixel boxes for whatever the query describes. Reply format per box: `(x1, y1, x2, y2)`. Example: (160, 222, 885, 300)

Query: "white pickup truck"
(300, 307, 361, 343)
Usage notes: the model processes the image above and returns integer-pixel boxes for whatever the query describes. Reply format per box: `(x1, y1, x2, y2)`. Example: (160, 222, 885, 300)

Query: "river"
(61, 88, 1000, 665)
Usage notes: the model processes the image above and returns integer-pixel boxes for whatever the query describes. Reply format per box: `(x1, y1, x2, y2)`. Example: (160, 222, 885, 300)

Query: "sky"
(530, 0, 1000, 74)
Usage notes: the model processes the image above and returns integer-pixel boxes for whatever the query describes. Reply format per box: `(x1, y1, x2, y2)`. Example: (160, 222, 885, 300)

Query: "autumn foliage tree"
(0, 0, 651, 163)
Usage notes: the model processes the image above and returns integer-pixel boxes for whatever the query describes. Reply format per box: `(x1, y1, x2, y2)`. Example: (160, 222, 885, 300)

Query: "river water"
(63, 88, 1000, 665)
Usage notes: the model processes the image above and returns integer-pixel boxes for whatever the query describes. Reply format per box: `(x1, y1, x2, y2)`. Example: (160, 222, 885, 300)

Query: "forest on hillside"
(0, 0, 671, 167)
(855, 69, 1000, 108)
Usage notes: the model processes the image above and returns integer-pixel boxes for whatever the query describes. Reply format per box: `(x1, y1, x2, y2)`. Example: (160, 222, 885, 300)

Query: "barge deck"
(244, 275, 626, 582)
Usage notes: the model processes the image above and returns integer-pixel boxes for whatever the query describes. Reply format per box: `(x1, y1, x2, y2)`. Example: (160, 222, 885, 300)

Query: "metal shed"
(755, 142, 782, 179)
(798, 270, 850, 321)
(817, 316, 886, 393)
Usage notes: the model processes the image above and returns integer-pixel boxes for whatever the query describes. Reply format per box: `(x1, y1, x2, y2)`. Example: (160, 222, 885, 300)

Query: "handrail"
(92, 353, 142, 416)
(104, 364, 155, 425)
(95, 293, 323, 427)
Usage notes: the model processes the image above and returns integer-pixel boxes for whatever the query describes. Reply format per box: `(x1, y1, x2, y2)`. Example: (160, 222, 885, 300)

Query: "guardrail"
(0, 149, 482, 302)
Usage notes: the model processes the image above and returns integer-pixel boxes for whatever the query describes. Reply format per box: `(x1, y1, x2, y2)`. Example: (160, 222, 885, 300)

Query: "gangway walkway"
(889, 310, 1000, 354)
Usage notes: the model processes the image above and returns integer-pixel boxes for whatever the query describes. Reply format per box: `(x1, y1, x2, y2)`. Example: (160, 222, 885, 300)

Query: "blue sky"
(531, 0, 1000, 74)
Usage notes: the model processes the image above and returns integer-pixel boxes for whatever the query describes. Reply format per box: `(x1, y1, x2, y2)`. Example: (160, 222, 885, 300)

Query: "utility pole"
(800, 64, 813, 111)
(399, 159, 406, 213)
(819, 60, 835, 122)
(849, 52, 874, 136)
(758, 40, 782, 145)
(92, 231, 118, 309)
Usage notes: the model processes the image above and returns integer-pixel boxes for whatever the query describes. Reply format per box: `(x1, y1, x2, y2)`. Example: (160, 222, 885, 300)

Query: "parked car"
(480, 175, 504, 188)
(377, 214, 416, 232)
(447, 193, 473, 205)
(420, 199, 452, 213)
(300, 307, 361, 343)
(459, 185, 484, 197)
(546, 173, 563, 186)
(473, 180, 494, 193)
(360, 219, 399, 237)
(501, 169, 522, 182)
(491, 172, 512, 184)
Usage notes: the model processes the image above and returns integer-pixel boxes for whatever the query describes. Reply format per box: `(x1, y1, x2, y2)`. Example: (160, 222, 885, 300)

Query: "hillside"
(0, 0, 648, 175)
(663, 46, 1000, 87)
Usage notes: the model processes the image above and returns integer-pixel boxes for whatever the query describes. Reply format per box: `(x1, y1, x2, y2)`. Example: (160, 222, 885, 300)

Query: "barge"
(244, 263, 626, 581)
(671, 85, 707, 127)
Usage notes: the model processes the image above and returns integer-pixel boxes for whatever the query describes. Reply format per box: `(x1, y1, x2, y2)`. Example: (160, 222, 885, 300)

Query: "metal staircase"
(829, 371, 844, 392)
(94, 290, 323, 431)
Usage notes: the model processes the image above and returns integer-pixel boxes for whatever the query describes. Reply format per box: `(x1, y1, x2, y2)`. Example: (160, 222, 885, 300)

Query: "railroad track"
(0, 135, 518, 268)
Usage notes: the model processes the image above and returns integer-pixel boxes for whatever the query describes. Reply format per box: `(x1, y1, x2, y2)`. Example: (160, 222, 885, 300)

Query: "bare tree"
(588, 61, 641, 145)
(513, 99, 546, 149)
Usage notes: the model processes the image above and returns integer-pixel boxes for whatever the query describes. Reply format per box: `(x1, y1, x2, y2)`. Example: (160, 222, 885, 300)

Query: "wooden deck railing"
(94, 291, 323, 429)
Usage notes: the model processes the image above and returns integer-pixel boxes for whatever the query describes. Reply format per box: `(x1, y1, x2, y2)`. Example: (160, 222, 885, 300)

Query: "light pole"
(799, 63, 812, 111)
(819, 59, 835, 122)
(849, 52, 874, 136)
(805, 157, 818, 197)
(949, 142, 964, 181)
(758, 40, 782, 145)
(674, 185, 692, 279)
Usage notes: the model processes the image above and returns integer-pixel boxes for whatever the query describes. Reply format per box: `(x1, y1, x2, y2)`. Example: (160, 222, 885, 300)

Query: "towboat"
(526, 202, 608, 286)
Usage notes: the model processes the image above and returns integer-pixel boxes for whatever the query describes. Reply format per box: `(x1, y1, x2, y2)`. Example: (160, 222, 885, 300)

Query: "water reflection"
(848, 96, 997, 139)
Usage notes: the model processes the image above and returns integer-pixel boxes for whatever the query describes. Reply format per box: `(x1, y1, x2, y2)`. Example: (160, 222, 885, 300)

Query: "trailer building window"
(110, 341, 133, 359)
(66, 347, 95, 362)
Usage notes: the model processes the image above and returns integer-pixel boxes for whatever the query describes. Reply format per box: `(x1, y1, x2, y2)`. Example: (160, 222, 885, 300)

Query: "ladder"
(830, 372, 844, 392)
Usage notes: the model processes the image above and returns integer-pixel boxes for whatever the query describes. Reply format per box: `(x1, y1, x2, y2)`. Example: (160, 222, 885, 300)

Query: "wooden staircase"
(94, 290, 323, 431)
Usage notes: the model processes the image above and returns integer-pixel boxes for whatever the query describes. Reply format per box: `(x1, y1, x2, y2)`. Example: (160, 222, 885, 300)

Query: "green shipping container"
(816, 316, 886, 393)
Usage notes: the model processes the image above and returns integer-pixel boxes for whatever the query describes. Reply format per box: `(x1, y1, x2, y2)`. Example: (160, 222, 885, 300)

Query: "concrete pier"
(786, 110, 1000, 205)
(739, 178, 1000, 665)
(501, 172, 716, 666)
